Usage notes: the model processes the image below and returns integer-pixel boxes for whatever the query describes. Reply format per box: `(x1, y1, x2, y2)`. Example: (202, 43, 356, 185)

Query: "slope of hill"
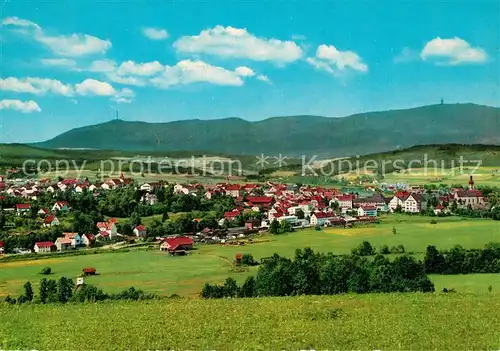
(34, 103, 500, 157)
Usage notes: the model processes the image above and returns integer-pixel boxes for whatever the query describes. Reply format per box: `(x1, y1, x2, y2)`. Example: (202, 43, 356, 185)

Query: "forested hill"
(35, 103, 500, 157)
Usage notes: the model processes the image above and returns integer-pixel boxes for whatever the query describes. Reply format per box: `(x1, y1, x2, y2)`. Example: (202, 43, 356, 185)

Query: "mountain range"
(34, 103, 500, 157)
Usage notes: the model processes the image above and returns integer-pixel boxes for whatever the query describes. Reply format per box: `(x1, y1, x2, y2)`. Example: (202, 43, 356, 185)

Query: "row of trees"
(3, 277, 156, 305)
(424, 243, 500, 274)
(201, 247, 435, 298)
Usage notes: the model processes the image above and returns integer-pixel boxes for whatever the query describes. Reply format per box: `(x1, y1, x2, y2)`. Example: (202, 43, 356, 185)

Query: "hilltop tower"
(468, 175, 475, 190)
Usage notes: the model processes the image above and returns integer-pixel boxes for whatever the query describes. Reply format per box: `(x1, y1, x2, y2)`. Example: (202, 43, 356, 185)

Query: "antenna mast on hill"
(441, 98, 444, 105)
(115, 110, 119, 120)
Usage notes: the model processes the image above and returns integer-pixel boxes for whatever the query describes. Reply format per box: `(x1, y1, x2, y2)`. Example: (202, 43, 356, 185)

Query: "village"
(0, 171, 492, 257)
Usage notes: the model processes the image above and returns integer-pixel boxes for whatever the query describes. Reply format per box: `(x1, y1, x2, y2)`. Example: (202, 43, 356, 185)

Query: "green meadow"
(1, 215, 499, 297)
(1, 293, 500, 350)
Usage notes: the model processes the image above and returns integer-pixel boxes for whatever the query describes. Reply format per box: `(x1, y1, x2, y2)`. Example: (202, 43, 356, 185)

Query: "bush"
(390, 245, 406, 254)
(430, 219, 438, 224)
(40, 267, 52, 275)
(352, 241, 375, 256)
(380, 245, 390, 255)
(241, 253, 258, 266)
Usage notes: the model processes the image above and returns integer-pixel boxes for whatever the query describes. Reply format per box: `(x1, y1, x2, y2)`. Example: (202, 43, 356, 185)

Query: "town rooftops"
(16, 203, 31, 209)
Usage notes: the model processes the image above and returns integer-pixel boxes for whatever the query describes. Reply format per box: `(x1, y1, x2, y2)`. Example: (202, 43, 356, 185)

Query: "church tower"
(468, 175, 475, 190)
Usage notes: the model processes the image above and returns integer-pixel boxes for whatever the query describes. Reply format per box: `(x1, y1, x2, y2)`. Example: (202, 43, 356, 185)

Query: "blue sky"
(1, 0, 499, 143)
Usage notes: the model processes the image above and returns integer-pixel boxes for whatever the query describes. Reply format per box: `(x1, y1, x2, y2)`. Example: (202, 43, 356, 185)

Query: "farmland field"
(1, 293, 500, 350)
(1, 215, 500, 297)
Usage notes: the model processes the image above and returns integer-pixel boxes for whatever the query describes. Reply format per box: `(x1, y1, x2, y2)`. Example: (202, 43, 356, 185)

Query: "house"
(52, 201, 70, 212)
(389, 192, 426, 213)
(0, 241, 4, 254)
(34, 241, 54, 253)
(434, 204, 445, 215)
(43, 214, 60, 227)
(159, 236, 194, 252)
(140, 193, 158, 205)
(246, 196, 273, 208)
(310, 212, 336, 226)
(133, 225, 147, 237)
(404, 193, 426, 213)
(55, 236, 72, 251)
(38, 208, 49, 216)
(453, 189, 487, 209)
(96, 219, 118, 239)
(224, 209, 241, 220)
(357, 206, 377, 217)
(225, 184, 242, 198)
(64, 232, 83, 247)
(332, 195, 354, 210)
(82, 234, 96, 247)
(353, 193, 388, 212)
(15, 203, 31, 216)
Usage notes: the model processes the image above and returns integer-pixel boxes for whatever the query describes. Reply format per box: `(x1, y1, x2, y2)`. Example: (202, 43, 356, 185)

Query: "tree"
(129, 211, 142, 227)
(238, 276, 256, 297)
(162, 210, 169, 222)
(295, 209, 305, 219)
(269, 219, 280, 234)
(352, 241, 375, 256)
(241, 253, 258, 266)
(39, 278, 48, 303)
(223, 277, 239, 298)
(46, 279, 58, 303)
(57, 277, 75, 303)
(424, 245, 446, 274)
(23, 281, 34, 302)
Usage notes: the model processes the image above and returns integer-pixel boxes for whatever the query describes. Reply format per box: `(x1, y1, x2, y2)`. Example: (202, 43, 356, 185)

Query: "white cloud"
(421, 37, 487, 65)
(306, 44, 368, 75)
(234, 66, 255, 77)
(142, 27, 169, 40)
(40, 58, 78, 67)
(112, 87, 135, 104)
(88, 59, 117, 73)
(2, 16, 40, 30)
(256, 74, 271, 84)
(117, 60, 164, 76)
(75, 79, 116, 96)
(0, 77, 74, 96)
(36, 34, 111, 57)
(173, 25, 303, 63)
(0, 99, 41, 113)
(2, 16, 111, 57)
(316, 44, 368, 72)
(150, 60, 246, 89)
(305, 57, 335, 74)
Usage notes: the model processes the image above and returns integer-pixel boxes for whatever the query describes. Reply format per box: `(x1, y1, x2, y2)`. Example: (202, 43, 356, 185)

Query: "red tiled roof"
(224, 210, 240, 218)
(43, 215, 57, 224)
(163, 236, 194, 251)
(360, 206, 377, 211)
(136, 225, 146, 231)
(84, 234, 96, 241)
(225, 184, 241, 191)
(336, 195, 353, 201)
(435, 204, 444, 210)
(35, 241, 53, 248)
(16, 203, 31, 209)
(0, 241, 3, 248)
(247, 196, 273, 204)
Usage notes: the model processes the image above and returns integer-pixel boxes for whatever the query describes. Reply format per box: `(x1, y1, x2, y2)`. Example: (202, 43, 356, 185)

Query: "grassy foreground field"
(1, 293, 500, 350)
(1, 215, 500, 297)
